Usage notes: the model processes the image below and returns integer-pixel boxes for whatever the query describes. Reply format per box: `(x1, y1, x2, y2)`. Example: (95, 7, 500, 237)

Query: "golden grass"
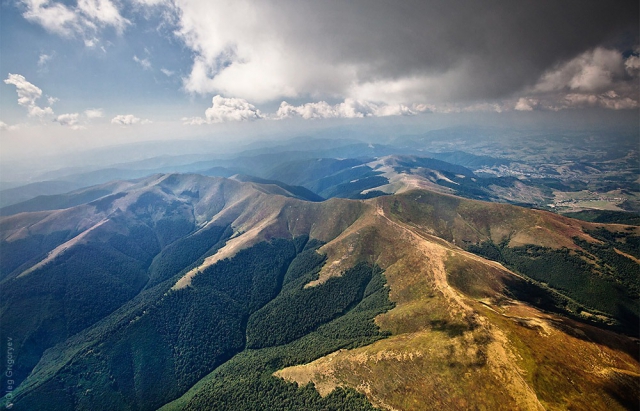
(276, 192, 639, 410)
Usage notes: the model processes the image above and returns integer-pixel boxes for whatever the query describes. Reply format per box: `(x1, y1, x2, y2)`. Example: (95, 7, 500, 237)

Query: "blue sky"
(1, 0, 638, 161)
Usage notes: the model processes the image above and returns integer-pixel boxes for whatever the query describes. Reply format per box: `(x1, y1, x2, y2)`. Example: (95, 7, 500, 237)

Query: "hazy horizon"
(1, 1, 638, 176)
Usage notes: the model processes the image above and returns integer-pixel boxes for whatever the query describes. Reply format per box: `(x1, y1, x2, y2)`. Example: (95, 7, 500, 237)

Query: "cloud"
(55, 113, 84, 129)
(625, 55, 640, 76)
(563, 92, 638, 110)
(4, 73, 54, 117)
(38, 53, 54, 68)
(139, 0, 638, 105)
(514, 98, 537, 111)
(182, 116, 207, 125)
(202, 95, 264, 123)
(77, 0, 129, 33)
(133, 0, 169, 6)
(20, 0, 128, 40)
(28, 106, 55, 117)
(134, 55, 152, 70)
(4, 74, 44, 107)
(111, 114, 152, 125)
(0, 121, 20, 131)
(275, 99, 415, 119)
(533, 48, 627, 93)
(161, 68, 174, 76)
(187, 96, 422, 123)
(21, 0, 79, 37)
(84, 108, 104, 118)
(510, 46, 639, 111)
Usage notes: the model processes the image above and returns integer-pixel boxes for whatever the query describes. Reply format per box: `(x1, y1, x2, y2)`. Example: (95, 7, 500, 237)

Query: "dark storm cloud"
(172, 0, 638, 104)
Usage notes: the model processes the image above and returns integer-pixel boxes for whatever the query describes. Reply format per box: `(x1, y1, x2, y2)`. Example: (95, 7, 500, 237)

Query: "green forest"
(4, 236, 393, 411)
(467, 236, 639, 334)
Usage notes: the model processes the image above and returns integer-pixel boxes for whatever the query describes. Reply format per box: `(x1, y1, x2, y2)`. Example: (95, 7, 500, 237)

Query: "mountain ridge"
(0, 173, 638, 410)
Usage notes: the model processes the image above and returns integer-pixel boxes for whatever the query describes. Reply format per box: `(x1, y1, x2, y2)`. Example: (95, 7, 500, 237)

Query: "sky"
(0, 0, 638, 163)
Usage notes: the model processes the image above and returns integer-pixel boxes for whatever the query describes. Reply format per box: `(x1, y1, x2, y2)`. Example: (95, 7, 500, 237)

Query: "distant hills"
(1, 173, 638, 410)
(4, 127, 637, 219)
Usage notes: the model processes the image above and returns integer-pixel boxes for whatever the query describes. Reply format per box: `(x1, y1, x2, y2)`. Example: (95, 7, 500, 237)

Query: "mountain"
(7, 126, 638, 218)
(0, 181, 85, 208)
(0, 173, 638, 410)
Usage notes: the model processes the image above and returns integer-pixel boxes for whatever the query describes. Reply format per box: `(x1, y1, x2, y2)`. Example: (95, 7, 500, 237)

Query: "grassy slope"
(275, 191, 639, 410)
(1, 180, 638, 410)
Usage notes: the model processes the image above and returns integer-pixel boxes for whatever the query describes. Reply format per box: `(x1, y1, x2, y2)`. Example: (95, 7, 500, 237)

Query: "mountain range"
(0, 170, 638, 410)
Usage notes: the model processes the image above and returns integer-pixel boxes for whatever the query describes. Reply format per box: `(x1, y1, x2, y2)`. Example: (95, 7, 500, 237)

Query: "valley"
(0, 170, 637, 410)
(2, 1, 639, 409)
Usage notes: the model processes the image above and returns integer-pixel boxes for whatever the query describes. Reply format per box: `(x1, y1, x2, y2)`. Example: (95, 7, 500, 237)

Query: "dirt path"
(374, 203, 546, 410)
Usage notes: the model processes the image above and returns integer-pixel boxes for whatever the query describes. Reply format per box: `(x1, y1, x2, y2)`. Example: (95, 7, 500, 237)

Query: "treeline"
(7, 236, 394, 411)
(467, 239, 639, 334)
(0, 230, 73, 280)
(177, 263, 392, 411)
(246, 263, 375, 348)
(185, 377, 378, 411)
(0, 223, 158, 388)
(147, 224, 232, 287)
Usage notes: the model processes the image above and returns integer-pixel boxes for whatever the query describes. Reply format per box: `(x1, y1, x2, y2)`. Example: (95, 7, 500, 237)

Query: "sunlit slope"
(159, 186, 638, 410)
(0, 174, 365, 392)
(276, 192, 639, 410)
(0, 174, 637, 411)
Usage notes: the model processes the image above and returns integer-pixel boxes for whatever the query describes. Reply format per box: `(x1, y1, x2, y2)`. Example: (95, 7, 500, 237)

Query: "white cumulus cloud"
(55, 113, 84, 129)
(77, 0, 129, 33)
(563, 92, 638, 110)
(514, 98, 537, 111)
(21, 0, 79, 37)
(111, 114, 152, 125)
(275, 99, 416, 120)
(20, 0, 128, 41)
(4, 73, 55, 118)
(203, 95, 264, 123)
(182, 116, 207, 125)
(625, 54, 640, 76)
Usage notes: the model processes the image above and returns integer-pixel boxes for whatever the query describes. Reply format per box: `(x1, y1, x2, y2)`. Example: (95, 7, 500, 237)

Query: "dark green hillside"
(147, 224, 233, 287)
(3, 238, 298, 410)
(563, 210, 640, 226)
(0, 222, 159, 387)
(467, 238, 640, 334)
(162, 263, 391, 411)
(3, 237, 392, 411)
(0, 229, 75, 281)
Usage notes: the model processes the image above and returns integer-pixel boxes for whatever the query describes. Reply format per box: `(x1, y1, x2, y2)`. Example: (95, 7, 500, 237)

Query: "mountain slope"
(0, 174, 638, 410)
